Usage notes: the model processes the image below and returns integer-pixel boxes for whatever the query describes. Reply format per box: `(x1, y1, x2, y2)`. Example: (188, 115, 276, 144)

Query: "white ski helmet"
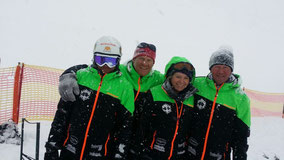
(93, 36, 122, 57)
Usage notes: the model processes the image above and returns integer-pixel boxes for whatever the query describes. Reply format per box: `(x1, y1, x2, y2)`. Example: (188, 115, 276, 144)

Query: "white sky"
(1, 0, 284, 93)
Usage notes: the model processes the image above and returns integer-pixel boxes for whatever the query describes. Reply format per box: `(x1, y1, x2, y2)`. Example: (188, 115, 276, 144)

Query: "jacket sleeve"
(45, 99, 74, 155)
(111, 85, 135, 160)
(112, 108, 134, 160)
(136, 92, 156, 158)
(232, 95, 251, 160)
(61, 64, 89, 76)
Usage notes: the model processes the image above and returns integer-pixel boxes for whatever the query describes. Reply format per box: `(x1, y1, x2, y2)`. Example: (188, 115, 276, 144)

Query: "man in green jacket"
(58, 41, 165, 159)
(188, 47, 251, 160)
(44, 36, 135, 160)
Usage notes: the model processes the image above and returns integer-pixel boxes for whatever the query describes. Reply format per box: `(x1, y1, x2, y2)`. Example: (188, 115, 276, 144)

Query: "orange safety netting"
(18, 64, 63, 122)
(1, 64, 283, 124)
(244, 88, 284, 117)
(0, 66, 16, 123)
(0, 64, 63, 124)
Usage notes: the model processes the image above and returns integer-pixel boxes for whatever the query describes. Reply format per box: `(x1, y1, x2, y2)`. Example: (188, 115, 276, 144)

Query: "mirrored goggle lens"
(173, 62, 194, 71)
(95, 55, 118, 68)
(138, 42, 156, 52)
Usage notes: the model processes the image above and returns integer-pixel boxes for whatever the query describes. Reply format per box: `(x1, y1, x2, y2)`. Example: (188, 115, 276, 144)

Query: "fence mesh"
(18, 64, 63, 122)
(0, 64, 63, 124)
(0, 67, 16, 123)
(0, 64, 283, 124)
(244, 88, 284, 117)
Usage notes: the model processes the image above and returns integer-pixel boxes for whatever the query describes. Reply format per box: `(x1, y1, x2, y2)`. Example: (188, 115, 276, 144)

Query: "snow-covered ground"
(0, 117, 283, 159)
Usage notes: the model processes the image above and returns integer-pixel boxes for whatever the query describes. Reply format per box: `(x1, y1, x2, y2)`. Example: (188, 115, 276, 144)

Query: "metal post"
(19, 118, 41, 160)
(20, 118, 25, 160)
(35, 122, 40, 160)
(282, 103, 284, 118)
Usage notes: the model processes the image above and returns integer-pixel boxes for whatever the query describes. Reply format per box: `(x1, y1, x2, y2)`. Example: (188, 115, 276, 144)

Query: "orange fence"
(0, 63, 63, 124)
(0, 66, 16, 124)
(0, 63, 283, 124)
(244, 88, 284, 118)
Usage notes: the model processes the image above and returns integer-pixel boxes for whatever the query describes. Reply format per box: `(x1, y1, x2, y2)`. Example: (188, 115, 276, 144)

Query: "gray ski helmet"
(209, 46, 234, 71)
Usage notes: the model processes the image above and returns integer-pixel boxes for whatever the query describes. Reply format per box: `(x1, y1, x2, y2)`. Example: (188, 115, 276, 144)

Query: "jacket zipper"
(80, 74, 106, 160)
(150, 131, 157, 149)
(201, 83, 224, 160)
(134, 77, 141, 102)
(63, 124, 71, 146)
(168, 101, 184, 160)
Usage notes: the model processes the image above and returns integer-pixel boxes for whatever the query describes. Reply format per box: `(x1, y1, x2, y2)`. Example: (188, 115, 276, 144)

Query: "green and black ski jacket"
(120, 61, 164, 127)
(46, 66, 134, 160)
(60, 62, 164, 116)
(188, 74, 251, 160)
(60, 62, 165, 135)
(137, 57, 196, 160)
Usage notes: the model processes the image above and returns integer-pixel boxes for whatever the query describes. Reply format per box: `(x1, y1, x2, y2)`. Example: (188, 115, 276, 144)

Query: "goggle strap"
(94, 52, 121, 58)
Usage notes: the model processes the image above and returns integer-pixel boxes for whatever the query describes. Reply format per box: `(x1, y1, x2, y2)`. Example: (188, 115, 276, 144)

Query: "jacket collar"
(88, 66, 122, 80)
(162, 78, 197, 102)
(206, 73, 241, 90)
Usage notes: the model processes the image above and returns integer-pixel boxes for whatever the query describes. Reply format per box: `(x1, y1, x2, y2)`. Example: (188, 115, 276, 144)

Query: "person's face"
(170, 72, 190, 92)
(133, 56, 154, 76)
(97, 64, 116, 74)
(210, 64, 232, 86)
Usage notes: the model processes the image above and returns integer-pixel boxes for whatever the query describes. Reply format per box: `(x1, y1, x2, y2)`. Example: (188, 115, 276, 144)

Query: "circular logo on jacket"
(197, 98, 206, 110)
(70, 135, 78, 145)
(80, 89, 91, 101)
(162, 104, 172, 114)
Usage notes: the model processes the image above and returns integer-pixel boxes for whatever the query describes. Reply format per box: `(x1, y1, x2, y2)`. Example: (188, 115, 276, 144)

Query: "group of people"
(44, 36, 251, 160)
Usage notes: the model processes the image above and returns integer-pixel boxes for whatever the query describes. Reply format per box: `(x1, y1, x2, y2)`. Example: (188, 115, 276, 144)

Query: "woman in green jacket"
(137, 56, 197, 160)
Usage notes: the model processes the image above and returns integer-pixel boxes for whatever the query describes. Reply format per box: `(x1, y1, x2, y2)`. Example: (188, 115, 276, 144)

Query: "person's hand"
(44, 143, 59, 160)
(44, 150, 59, 160)
(58, 73, 80, 102)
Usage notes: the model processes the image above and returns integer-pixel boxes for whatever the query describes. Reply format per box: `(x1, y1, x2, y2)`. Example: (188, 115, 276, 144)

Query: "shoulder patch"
(162, 103, 172, 114)
(197, 98, 206, 110)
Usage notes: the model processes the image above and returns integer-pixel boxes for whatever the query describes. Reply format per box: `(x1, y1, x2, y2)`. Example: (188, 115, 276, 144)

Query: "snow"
(0, 117, 283, 159)
(248, 117, 284, 160)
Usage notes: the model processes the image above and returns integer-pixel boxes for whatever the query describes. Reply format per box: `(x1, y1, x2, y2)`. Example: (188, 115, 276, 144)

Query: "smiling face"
(170, 72, 190, 92)
(210, 64, 232, 86)
(132, 56, 154, 77)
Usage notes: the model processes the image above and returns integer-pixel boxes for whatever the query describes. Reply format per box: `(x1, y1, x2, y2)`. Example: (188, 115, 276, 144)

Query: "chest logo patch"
(162, 103, 172, 114)
(80, 89, 91, 101)
(197, 98, 206, 110)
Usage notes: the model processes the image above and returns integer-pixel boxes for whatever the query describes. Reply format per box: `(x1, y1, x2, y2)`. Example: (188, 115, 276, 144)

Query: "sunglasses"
(95, 55, 119, 68)
(173, 62, 194, 71)
(137, 42, 156, 52)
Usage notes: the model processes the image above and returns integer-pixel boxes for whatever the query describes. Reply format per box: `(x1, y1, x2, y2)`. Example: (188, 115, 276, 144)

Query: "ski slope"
(0, 117, 283, 159)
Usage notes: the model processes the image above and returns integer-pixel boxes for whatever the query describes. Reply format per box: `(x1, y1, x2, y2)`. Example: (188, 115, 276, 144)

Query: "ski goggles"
(94, 55, 119, 68)
(167, 62, 194, 78)
(137, 42, 156, 52)
(173, 62, 194, 71)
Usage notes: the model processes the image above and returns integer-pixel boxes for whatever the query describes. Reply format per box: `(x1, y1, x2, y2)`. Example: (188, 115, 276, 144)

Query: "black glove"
(44, 142, 59, 160)
(127, 148, 140, 159)
(141, 154, 153, 160)
(58, 73, 80, 102)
